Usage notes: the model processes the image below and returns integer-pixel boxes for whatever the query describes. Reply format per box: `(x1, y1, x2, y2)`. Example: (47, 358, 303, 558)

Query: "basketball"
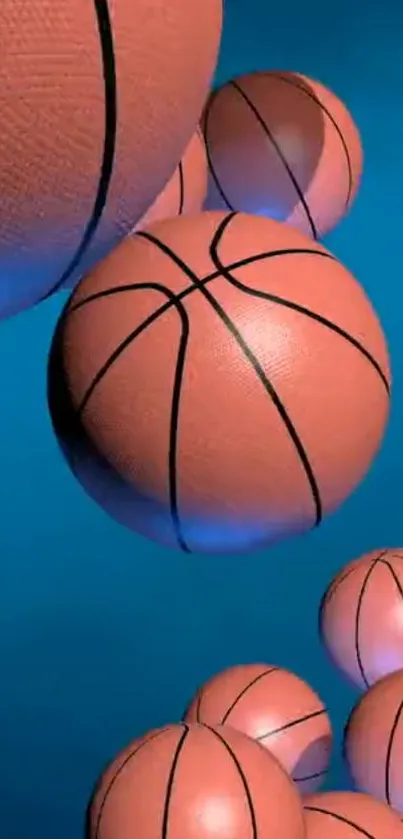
(203, 71, 363, 238)
(86, 723, 306, 839)
(134, 128, 208, 232)
(343, 669, 403, 814)
(303, 791, 403, 839)
(47, 211, 390, 554)
(0, 0, 222, 319)
(319, 549, 403, 689)
(183, 663, 332, 793)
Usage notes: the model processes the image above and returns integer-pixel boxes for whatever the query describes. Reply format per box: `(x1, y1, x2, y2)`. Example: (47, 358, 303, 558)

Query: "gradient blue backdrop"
(1, 2, 401, 837)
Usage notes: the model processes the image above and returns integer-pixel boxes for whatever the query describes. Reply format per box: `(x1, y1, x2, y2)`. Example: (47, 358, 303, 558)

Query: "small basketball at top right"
(203, 71, 363, 239)
(319, 549, 403, 690)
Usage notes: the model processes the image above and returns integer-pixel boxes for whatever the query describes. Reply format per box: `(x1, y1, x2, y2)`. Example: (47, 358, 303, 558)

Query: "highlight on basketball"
(86, 722, 306, 839)
(182, 662, 332, 793)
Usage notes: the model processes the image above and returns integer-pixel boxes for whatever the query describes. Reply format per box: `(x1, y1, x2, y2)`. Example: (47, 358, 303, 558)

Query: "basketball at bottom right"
(343, 668, 403, 815)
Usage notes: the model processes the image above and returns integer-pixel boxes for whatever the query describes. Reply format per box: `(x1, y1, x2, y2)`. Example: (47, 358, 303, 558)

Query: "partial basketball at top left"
(0, 0, 223, 319)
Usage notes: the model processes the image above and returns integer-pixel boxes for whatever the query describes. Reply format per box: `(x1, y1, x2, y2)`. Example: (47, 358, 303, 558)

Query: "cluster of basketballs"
(2, 1, 400, 836)
(46, 56, 392, 557)
(86, 548, 403, 839)
(321, 547, 403, 817)
(1, 0, 391, 556)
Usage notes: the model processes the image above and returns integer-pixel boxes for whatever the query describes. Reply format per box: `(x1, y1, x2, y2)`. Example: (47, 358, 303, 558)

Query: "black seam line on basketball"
(209, 212, 390, 395)
(67, 244, 331, 316)
(256, 708, 326, 740)
(385, 698, 403, 804)
(209, 212, 323, 524)
(322, 565, 360, 610)
(178, 162, 185, 215)
(167, 297, 191, 553)
(379, 559, 403, 597)
(203, 90, 235, 210)
(220, 667, 279, 724)
(160, 726, 189, 839)
(139, 227, 325, 525)
(303, 806, 375, 839)
(262, 72, 354, 207)
(230, 80, 318, 239)
(93, 726, 171, 839)
(76, 282, 191, 554)
(320, 549, 400, 611)
(40, 0, 117, 300)
(76, 282, 181, 414)
(195, 692, 203, 723)
(204, 726, 258, 839)
(293, 769, 327, 782)
(354, 551, 388, 688)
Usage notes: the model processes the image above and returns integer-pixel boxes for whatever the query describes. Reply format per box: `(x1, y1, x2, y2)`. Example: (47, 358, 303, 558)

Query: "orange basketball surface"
(303, 791, 403, 839)
(0, 0, 222, 317)
(86, 723, 306, 839)
(48, 211, 390, 554)
(344, 669, 403, 815)
(203, 71, 363, 238)
(320, 549, 403, 689)
(183, 663, 332, 793)
(134, 128, 208, 232)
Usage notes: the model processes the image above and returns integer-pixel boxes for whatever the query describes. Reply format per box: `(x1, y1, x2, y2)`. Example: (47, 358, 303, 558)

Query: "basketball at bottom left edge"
(85, 722, 306, 839)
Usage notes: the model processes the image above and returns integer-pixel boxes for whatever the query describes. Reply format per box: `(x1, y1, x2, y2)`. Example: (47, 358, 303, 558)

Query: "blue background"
(1, 1, 401, 837)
